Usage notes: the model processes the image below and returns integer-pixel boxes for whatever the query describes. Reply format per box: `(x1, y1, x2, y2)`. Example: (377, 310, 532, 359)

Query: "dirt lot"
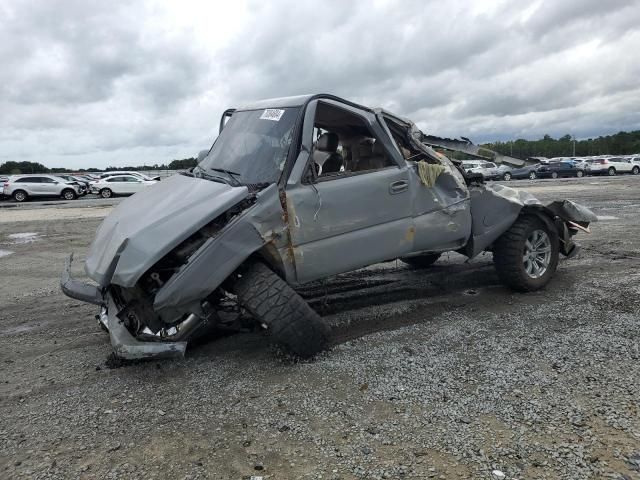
(1, 177, 639, 480)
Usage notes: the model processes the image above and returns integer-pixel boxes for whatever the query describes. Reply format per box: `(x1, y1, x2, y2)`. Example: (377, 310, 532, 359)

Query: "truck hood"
(85, 174, 249, 288)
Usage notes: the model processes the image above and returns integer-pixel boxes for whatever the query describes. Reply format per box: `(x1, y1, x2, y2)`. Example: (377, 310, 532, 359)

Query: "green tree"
(0, 161, 50, 175)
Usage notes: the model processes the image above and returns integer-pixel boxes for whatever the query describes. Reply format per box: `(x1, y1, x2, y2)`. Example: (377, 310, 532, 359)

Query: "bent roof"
(235, 93, 375, 113)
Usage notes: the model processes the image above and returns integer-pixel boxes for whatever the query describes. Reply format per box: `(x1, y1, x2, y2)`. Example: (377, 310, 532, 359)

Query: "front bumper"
(60, 253, 188, 360)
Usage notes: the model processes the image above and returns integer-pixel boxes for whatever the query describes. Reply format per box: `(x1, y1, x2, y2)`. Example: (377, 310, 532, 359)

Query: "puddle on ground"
(0, 249, 13, 258)
(6, 232, 41, 244)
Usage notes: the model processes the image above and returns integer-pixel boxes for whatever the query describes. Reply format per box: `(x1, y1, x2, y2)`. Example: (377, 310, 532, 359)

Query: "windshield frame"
(200, 107, 305, 187)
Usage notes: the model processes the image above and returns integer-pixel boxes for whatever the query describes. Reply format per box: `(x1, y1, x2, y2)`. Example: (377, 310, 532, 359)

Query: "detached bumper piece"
(60, 253, 104, 305)
(61, 253, 188, 360)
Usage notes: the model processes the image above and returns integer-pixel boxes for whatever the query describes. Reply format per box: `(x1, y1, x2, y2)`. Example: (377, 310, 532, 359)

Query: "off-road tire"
(234, 262, 330, 358)
(12, 190, 28, 202)
(493, 216, 559, 292)
(62, 189, 76, 200)
(401, 253, 442, 268)
(608, 167, 616, 176)
(100, 188, 113, 198)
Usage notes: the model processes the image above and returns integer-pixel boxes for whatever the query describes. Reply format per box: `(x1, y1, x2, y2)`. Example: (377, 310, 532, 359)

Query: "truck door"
(284, 100, 413, 284)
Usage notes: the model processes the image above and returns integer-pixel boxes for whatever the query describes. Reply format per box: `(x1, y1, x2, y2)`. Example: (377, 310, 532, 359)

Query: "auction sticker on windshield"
(260, 109, 285, 121)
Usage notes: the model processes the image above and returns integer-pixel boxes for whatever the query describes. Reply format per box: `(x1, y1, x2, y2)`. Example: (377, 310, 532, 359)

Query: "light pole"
(572, 135, 576, 156)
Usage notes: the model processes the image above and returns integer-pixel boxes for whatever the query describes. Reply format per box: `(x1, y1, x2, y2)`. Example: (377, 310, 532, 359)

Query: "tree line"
(2, 130, 640, 175)
(483, 130, 640, 159)
(0, 158, 198, 175)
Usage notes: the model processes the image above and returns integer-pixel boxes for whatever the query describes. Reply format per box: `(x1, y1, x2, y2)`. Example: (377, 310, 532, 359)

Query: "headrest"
(316, 132, 339, 152)
(356, 139, 374, 157)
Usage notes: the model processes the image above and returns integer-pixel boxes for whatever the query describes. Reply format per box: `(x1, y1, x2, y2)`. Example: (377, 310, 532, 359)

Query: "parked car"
(585, 157, 636, 176)
(0, 175, 8, 199)
(536, 161, 585, 179)
(622, 157, 640, 175)
(99, 171, 161, 181)
(461, 160, 501, 180)
(502, 164, 540, 180)
(90, 175, 157, 198)
(56, 174, 90, 194)
(3, 174, 84, 202)
(61, 93, 596, 361)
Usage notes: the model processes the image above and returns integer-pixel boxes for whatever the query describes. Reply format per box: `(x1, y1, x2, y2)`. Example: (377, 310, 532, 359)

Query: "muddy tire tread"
(234, 262, 330, 357)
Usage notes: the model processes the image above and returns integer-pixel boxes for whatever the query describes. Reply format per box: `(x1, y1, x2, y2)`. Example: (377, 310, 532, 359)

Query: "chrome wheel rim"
(15, 192, 25, 201)
(101, 189, 111, 198)
(523, 229, 551, 278)
(64, 191, 74, 200)
(529, 172, 536, 179)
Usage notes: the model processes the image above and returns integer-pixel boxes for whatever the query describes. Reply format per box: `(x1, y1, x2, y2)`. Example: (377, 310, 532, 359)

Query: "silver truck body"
(61, 94, 597, 360)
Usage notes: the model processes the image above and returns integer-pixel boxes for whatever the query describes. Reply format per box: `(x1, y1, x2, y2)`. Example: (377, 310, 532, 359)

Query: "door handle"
(389, 180, 408, 195)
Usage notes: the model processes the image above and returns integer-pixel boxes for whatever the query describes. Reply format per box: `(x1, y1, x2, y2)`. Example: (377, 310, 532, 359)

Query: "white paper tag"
(260, 109, 285, 121)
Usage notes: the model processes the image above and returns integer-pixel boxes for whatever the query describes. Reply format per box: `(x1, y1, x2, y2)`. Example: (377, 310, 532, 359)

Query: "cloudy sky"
(1, 0, 639, 169)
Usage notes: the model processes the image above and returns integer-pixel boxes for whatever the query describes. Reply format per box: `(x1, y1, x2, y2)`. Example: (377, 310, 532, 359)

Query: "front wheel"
(576, 170, 584, 178)
(551, 172, 559, 179)
(12, 190, 28, 202)
(503, 172, 512, 181)
(62, 189, 76, 200)
(100, 188, 113, 198)
(632, 166, 639, 175)
(608, 167, 616, 176)
(493, 216, 559, 292)
(528, 171, 537, 180)
(234, 262, 330, 358)
(401, 253, 441, 268)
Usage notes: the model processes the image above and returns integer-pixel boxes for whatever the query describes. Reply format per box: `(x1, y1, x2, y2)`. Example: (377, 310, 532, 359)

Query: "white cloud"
(0, 0, 639, 169)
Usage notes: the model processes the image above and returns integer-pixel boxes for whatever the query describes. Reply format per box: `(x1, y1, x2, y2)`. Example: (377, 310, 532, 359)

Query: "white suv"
(585, 157, 637, 176)
(99, 171, 161, 181)
(2, 174, 84, 202)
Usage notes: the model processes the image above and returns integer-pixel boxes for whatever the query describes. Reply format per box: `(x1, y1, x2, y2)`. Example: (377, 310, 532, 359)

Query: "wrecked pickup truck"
(61, 94, 597, 360)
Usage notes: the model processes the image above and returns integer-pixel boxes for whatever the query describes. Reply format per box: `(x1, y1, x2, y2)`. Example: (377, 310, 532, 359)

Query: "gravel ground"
(0, 176, 639, 480)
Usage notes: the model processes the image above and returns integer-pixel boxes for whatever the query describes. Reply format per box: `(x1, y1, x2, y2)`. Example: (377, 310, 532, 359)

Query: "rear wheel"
(12, 190, 28, 202)
(576, 170, 584, 178)
(100, 188, 113, 198)
(528, 171, 537, 180)
(608, 167, 616, 176)
(632, 166, 639, 175)
(401, 253, 442, 268)
(551, 172, 559, 179)
(234, 262, 330, 358)
(493, 216, 559, 292)
(503, 172, 512, 181)
(62, 189, 76, 200)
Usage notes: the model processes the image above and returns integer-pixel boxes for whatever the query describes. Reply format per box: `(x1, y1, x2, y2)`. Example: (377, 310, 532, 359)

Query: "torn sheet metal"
(153, 220, 265, 310)
(482, 183, 542, 207)
(545, 200, 599, 224)
(104, 295, 187, 360)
